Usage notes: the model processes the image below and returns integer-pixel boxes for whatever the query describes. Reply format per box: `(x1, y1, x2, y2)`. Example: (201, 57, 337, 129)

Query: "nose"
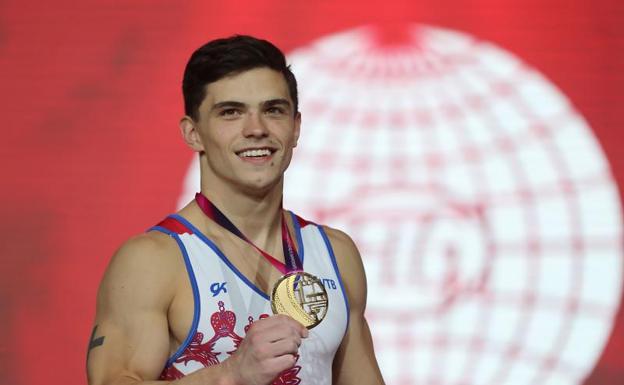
(242, 110, 269, 138)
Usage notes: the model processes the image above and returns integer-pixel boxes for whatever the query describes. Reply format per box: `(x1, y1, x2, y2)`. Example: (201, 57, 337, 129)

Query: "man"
(87, 35, 385, 385)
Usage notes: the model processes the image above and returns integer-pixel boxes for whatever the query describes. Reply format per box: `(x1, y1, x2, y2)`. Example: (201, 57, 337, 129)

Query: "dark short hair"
(182, 35, 298, 120)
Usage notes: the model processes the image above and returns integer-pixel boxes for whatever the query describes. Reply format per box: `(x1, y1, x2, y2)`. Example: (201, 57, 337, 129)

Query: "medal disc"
(270, 271, 329, 329)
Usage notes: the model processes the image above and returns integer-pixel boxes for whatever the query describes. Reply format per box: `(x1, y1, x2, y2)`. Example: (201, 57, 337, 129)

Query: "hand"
(223, 314, 308, 385)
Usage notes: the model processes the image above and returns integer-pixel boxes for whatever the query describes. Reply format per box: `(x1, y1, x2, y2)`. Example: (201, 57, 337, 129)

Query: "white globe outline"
(178, 24, 623, 385)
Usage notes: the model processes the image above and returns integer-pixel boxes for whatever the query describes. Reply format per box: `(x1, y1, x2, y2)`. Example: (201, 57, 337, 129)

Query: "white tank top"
(150, 212, 349, 385)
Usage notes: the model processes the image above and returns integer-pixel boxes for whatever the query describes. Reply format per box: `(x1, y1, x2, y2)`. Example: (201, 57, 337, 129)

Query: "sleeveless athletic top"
(149, 212, 349, 385)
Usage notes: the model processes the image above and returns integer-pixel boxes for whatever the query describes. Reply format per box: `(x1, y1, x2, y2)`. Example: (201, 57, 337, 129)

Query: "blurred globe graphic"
(180, 25, 623, 385)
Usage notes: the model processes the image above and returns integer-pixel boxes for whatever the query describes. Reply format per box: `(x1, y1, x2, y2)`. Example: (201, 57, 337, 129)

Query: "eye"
(219, 108, 242, 118)
(266, 106, 286, 116)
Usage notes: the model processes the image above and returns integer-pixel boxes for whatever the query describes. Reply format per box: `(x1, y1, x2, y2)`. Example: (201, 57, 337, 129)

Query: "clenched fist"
(223, 315, 309, 385)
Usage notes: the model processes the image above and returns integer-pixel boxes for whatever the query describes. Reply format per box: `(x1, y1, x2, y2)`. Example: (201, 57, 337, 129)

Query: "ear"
(293, 112, 301, 148)
(180, 116, 205, 152)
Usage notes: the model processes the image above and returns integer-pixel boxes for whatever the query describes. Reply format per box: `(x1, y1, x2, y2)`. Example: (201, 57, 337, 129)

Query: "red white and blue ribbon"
(195, 192, 302, 275)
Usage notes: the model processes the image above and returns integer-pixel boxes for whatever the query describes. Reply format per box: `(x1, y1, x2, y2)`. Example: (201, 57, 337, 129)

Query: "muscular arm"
(87, 232, 307, 385)
(87, 233, 229, 385)
(326, 228, 385, 385)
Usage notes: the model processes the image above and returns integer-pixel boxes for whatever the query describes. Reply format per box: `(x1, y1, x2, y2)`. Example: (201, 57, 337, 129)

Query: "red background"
(1, 1, 622, 384)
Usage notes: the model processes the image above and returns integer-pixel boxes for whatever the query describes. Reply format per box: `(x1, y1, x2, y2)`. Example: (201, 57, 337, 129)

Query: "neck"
(198, 177, 284, 250)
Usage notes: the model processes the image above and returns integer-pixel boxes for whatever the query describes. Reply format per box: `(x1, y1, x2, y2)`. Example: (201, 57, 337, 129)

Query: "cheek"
(280, 151, 294, 170)
(280, 130, 298, 148)
(205, 132, 234, 153)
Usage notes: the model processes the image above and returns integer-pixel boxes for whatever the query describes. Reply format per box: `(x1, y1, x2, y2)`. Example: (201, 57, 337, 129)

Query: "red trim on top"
(156, 217, 193, 235)
(294, 214, 314, 228)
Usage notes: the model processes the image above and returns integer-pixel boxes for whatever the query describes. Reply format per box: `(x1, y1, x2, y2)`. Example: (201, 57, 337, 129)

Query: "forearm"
(93, 360, 238, 385)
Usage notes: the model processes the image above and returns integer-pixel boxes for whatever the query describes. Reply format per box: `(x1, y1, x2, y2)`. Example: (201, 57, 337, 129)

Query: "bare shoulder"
(106, 231, 180, 270)
(89, 232, 183, 383)
(321, 225, 367, 309)
(322, 226, 357, 250)
(320, 225, 362, 272)
(98, 231, 182, 313)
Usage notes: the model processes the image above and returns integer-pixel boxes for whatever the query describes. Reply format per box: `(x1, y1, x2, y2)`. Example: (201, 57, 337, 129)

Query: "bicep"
(88, 311, 170, 385)
(333, 315, 382, 385)
(87, 236, 176, 385)
(326, 227, 385, 385)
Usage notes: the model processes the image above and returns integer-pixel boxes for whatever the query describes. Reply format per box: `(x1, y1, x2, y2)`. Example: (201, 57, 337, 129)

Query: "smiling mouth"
(236, 147, 277, 159)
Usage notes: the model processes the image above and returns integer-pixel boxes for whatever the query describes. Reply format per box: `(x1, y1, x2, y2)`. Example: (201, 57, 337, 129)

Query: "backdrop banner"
(1, 1, 622, 384)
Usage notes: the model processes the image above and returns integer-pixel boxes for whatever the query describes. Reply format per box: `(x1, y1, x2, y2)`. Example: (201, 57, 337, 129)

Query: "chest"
(165, 225, 349, 374)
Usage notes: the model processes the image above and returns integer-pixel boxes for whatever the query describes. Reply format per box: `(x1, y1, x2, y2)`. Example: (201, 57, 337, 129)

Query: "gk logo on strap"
(210, 282, 227, 297)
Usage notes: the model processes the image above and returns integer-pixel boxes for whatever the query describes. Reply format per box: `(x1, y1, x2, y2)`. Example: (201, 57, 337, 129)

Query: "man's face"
(187, 67, 301, 194)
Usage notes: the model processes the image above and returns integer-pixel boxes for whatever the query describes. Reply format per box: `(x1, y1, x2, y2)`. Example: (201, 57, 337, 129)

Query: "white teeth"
(239, 148, 272, 158)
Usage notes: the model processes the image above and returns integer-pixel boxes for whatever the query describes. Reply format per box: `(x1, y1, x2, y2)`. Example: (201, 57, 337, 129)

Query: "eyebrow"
(211, 99, 292, 112)
(262, 98, 292, 109)
(211, 101, 246, 112)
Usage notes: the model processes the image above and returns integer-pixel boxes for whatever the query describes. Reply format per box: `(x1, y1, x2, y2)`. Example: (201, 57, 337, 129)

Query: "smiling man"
(87, 35, 385, 385)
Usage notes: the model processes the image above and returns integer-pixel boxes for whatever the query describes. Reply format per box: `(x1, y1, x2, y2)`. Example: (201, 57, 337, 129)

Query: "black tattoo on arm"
(87, 325, 106, 365)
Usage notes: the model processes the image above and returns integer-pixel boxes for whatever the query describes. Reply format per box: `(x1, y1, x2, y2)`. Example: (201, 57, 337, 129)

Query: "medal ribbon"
(195, 192, 303, 274)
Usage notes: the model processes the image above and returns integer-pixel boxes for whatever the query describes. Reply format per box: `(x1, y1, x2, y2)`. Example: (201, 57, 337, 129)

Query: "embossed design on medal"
(271, 272, 329, 329)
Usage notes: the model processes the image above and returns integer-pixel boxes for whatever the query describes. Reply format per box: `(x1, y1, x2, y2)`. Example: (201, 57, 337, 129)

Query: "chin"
(239, 177, 282, 196)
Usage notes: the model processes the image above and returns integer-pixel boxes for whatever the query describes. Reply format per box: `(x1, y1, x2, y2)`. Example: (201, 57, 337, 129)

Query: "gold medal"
(270, 271, 329, 329)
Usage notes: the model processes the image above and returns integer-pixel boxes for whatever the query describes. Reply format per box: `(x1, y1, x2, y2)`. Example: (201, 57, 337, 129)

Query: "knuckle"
(245, 327, 257, 339)
(278, 314, 293, 324)
(249, 333, 262, 346)
(255, 344, 268, 358)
